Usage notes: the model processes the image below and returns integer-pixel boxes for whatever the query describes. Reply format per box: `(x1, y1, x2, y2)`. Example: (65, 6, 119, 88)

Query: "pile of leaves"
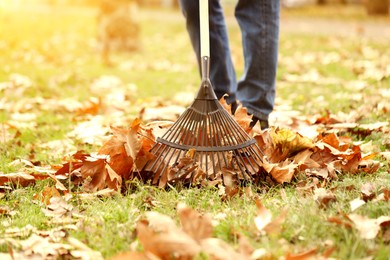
(2, 100, 385, 195)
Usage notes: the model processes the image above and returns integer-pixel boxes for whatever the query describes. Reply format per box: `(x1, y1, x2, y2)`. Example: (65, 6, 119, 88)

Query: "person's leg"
(178, 0, 237, 104)
(235, 0, 280, 122)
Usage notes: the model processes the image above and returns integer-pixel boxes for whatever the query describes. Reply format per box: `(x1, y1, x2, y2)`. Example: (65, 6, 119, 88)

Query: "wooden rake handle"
(200, 0, 210, 58)
(199, 0, 211, 84)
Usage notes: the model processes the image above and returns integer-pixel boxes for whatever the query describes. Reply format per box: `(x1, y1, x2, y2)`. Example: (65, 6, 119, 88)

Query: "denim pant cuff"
(246, 107, 269, 121)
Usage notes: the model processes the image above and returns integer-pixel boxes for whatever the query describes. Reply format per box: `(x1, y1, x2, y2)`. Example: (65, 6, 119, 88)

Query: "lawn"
(0, 3, 389, 259)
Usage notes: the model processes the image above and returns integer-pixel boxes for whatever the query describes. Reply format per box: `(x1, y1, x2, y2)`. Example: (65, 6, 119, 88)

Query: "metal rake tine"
(239, 147, 259, 175)
(148, 143, 167, 171)
(163, 108, 193, 143)
(152, 145, 174, 179)
(249, 145, 265, 163)
(206, 109, 217, 177)
(213, 110, 238, 147)
(221, 111, 248, 144)
(190, 108, 203, 147)
(209, 114, 225, 171)
(232, 149, 252, 181)
(156, 146, 181, 184)
(181, 108, 198, 145)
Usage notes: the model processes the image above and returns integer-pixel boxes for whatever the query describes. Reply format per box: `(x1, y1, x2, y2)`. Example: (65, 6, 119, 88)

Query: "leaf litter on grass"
(1, 16, 390, 258)
(1, 108, 386, 259)
(1, 92, 388, 259)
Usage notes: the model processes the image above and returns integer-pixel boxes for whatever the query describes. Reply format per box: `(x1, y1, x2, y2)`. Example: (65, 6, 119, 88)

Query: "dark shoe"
(230, 100, 238, 115)
(249, 116, 269, 130)
(223, 95, 238, 115)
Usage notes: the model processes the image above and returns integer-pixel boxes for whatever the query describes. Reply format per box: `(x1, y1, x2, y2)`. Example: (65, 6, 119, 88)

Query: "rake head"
(145, 58, 265, 186)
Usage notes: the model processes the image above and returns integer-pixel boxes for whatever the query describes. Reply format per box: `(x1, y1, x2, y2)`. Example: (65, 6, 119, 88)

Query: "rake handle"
(200, 0, 210, 82)
(196, 0, 216, 100)
(200, 0, 210, 58)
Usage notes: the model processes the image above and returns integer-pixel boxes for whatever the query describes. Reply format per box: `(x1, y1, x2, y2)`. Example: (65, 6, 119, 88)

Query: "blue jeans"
(179, 0, 280, 121)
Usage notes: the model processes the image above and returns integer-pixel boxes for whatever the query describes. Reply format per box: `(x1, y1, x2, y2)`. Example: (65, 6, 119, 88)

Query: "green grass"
(1, 3, 390, 259)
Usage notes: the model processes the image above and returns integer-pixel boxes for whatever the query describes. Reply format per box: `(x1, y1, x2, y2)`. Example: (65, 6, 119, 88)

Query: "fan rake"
(145, 0, 265, 186)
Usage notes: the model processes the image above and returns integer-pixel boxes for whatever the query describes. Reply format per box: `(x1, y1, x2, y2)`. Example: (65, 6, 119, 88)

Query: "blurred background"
(0, 0, 389, 122)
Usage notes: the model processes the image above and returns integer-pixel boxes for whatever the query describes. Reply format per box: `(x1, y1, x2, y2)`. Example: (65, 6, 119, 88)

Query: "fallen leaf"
(263, 160, 297, 184)
(200, 238, 250, 260)
(313, 188, 336, 208)
(361, 183, 376, 201)
(177, 203, 213, 242)
(36, 186, 61, 205)
(105, 164, 122, 191)
(47, 173, 68, 192)
(263, 208, 288, 235)
(110, 252, 149, 260)
(270, 127, 314, 156)
(0, 206, 11, 215)
(349, 198, 366, 212)
(348, 214, 390, 239)
(0, 172, 36, 187)
(254, 199, 288, 235)
(136, 220, 201, 259)
(285, 248, 317, 260)
(41, 196, 74, 219)
(98, 134, 134, 179)
(233, 106, 252, 132)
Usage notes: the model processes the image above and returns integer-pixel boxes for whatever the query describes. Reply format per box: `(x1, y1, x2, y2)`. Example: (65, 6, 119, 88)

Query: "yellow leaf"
(270, 128, 314, 156)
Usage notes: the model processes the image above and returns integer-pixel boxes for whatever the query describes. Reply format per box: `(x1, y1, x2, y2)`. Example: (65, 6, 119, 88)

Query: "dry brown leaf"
(327, 216, 353, 229)
(78, 188, 119, 200)
(145, 211, 179, 233)
(200, 238, 250, 260)
(320, 132, 344, 150)
(47, 173, 68, 192)
(263, 160, 297, 184)
(110, 251, 150, 260)
(99, 134, 134, 179)
(219, 95, 233, 113)
(0, 206, 11, 215)
(358, 159, 380, 174)
(349, 198, 366, 212)
(177, 203, 213, 242)
(233, 106, 252, 132)
(358, 122, 389, 131)
(110, 119, 142, 160)
(263, 207, 288, 235)
(348, 214, 390, 240)
(285, 248, 318, 260)
(383, 189, 390, 201)
(361, 183, 376, 201)
(136, 220, 201, 259)
(75, 97, 101, 116)
(81, 156, 107, 192)
(41, 197, 74, 219)
(105, 164, 122, 191)
(293, 150, 318, 169)
(4, 226, 103, 260)
(313, 188, 336, 208)
(145, 120, 173, 139)
(0, 172, 36, 187)
(36, 186, 61, 205)
(254, 199, 272, 232)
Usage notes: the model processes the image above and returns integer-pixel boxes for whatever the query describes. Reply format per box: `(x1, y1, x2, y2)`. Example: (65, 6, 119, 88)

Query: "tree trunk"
(365, 0, 389, 15)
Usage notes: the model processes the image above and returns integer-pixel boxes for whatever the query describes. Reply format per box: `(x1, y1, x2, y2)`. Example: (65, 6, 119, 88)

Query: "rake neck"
(196, 56, 217, 100)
